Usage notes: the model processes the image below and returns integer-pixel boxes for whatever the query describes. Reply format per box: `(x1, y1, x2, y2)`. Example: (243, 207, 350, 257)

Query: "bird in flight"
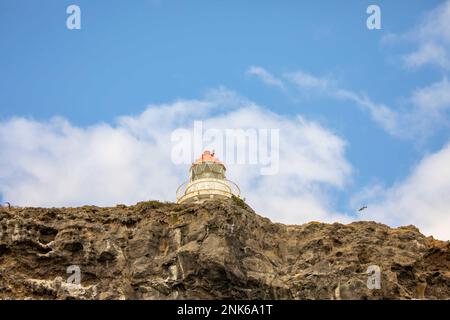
(358, 205, 367, 212)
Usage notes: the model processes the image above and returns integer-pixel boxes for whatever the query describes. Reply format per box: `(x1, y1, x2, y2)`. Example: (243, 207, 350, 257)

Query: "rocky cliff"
(0, 198, 449, 300)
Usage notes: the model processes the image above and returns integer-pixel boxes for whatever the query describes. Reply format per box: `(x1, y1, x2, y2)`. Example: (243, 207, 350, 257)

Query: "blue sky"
(1, 1, 450, 239)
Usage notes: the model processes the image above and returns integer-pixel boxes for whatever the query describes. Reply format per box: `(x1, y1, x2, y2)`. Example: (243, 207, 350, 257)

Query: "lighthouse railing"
(176, 178, 240, 203)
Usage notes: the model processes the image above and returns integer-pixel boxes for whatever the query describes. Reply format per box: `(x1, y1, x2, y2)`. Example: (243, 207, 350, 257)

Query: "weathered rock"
(0, 199, 449, 300)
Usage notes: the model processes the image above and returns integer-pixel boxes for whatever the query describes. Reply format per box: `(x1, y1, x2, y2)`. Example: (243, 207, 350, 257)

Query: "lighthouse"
(176, 150, 240, 204)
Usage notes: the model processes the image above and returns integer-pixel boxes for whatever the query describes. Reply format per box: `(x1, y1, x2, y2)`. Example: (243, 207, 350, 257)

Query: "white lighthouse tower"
(176, 150, 240, 204)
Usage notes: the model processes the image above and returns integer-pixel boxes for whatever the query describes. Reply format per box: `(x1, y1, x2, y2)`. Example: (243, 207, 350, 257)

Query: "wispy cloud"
(404, 42, 450, 70)
(285, 71, 330, 90)
(246, 66, 285, 90)
(334, 89, 402, 137)
(384, 0, 450, 70)
(249, 65, 450, 140)
(411, 76, 450, 112)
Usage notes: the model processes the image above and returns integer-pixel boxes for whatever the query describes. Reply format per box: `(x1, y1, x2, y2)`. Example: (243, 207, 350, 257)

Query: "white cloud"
(246, 66, 285, 89)
(404, 42, 450, 70)
(411, 77, 450, 112)
(285, 71, 330, 90)
(399, 0, 450, 70)
(0, 89, 352, 225)
(0, 117, 180, 207)
(356, 141, 450, 240)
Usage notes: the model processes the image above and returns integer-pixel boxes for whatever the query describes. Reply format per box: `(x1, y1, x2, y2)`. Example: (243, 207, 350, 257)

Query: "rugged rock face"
(0, 199, 449, 300)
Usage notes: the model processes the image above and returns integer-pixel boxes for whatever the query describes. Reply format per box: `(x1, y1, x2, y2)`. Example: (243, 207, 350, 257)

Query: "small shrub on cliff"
(231, 195, 248, 209)
(135, 200, 165, 212)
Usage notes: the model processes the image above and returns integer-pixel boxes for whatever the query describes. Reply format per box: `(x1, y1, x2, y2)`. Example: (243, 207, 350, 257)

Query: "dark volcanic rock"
(0, 199, 449, 300)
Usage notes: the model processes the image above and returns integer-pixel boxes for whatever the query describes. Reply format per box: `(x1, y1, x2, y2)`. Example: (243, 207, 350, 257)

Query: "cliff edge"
(0, 199, 449, 299)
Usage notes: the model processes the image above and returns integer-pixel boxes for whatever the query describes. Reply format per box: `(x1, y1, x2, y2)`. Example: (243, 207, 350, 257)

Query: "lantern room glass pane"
(190, 162, 226, 181)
